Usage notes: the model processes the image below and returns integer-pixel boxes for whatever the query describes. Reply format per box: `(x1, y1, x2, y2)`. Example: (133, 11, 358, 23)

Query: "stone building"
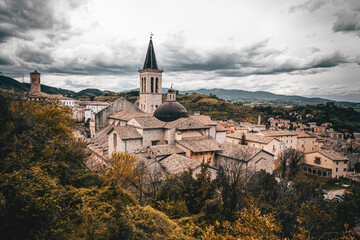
(216, 142, 274, 175)
(296, 131, 319, 153)
(30, 70, 41, 93)
(226, 132, 280, 159)
(304, 150, 349, 178)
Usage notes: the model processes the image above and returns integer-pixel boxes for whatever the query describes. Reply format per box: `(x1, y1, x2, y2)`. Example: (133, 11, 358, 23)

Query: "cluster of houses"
(25, 37, 360, 182)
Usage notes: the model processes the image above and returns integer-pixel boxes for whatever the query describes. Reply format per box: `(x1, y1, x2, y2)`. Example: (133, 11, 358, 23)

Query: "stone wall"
(95, 97, 141, 132)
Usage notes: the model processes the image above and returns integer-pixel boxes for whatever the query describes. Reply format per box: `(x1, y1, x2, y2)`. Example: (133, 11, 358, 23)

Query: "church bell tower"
(139, 36, 163, 113)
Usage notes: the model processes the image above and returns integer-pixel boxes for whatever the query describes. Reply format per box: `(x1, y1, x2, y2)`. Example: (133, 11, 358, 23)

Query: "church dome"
(167, 87, 176, 93)
(154, 101, 189, 122)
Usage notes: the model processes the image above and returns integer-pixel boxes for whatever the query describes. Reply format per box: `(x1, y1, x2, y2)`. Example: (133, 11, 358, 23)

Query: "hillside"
(0, 75, 108, 98)
(180, 88, 355, 105)
(2, 75, 358, 106)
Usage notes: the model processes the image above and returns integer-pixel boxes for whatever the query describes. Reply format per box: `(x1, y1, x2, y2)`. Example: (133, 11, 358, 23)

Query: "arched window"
(143, 77, 146, 93)
(141, 78, 143, 93)
(151, 77, 154, 93)
(113, 133, 117, 150)
(155, 77, 159, 93)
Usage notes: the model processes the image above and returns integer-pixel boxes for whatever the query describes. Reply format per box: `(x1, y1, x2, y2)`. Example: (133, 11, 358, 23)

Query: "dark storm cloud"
(161, 39, 282, 72)
(160, 38, 347, 78)
(289, 0, 360, 37)
(332, 9, 360, 37)
(0, 0, 83, 42)
(17, 47, 54, 65)
(0, 55, 12, 65)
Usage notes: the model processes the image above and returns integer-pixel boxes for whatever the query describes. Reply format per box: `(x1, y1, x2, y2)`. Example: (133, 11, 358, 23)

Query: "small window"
(113, 133, 117, 149)
(273, 145, 275, 150)
(336, 168, 338, 172)
(336, 161, 339, 165)
(344, 168, 347, 172)
(314, 157, 321, 164)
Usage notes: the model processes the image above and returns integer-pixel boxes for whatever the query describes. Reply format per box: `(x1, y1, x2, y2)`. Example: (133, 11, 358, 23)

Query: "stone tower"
(139, 36, 163, 113)
(30, 70, 41, 93)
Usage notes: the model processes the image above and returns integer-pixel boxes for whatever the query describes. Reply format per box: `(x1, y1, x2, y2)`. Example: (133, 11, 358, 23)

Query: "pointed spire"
(143, 35, 159, 70)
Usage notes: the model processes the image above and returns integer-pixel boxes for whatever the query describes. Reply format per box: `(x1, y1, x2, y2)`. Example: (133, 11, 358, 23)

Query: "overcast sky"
(1, 0, 359, 102)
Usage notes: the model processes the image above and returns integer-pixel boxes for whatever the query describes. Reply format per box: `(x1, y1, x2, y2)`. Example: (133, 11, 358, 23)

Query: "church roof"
(143, 37, 158, 70)
(109, 111, 152, 121)
(132, 116, 165, 129)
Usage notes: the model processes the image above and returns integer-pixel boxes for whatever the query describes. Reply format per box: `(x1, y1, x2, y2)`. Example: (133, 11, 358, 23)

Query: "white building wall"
(142, 129, 165, 148)
(208, 126, 216, 138)
(216, 131, 226, 144)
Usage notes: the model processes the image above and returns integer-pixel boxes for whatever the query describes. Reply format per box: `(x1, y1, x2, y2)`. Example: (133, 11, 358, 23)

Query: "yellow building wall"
(305, 152, 347, 178)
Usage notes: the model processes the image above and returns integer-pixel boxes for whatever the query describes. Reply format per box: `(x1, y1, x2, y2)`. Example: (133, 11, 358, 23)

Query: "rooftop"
(219, 142, 267, 161)
(109, 110, 152, 121)
(227, 132, 277, 144)
(149, 144, 185, 157)
(112, 125, 142, 140)
(318, 150, 348, 161)
(189, 115, 217, 126)
(159, 153, 200, 175)
(132, 116, 166, 129)
(175, 136, 221, 153)
(261, 130, 298, 137)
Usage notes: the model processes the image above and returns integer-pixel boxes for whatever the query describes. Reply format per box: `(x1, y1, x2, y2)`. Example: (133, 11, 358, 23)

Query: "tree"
(103, 152, 137, 189)
(240, 133, 246, 145)
(185, 161, 216, 214)
(217, 150, 253, 218)
(354, 162, 360, 173)
(276, 148, 305, 179)
(202, 204, 282, 240)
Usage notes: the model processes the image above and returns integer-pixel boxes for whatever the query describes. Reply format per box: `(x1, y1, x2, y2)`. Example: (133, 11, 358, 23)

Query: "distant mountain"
(2, 76, 358, 106)
(179, 88, 359, 106)
(75, 88, 105, 98)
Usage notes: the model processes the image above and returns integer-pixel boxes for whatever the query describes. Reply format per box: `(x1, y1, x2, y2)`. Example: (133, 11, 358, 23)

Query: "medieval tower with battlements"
(30, 70, 41, 93)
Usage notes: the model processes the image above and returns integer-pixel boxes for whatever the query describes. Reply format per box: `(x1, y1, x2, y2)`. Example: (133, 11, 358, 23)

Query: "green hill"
(0, 75, 29, 91)
(0, 75, 76, 96)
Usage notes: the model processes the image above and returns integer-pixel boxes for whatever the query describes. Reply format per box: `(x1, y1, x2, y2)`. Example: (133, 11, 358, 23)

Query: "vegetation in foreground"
(0, 91, 359, 239)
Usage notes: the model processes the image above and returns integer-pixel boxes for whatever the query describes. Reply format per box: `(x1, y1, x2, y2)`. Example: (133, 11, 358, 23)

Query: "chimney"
(258, 115, 261, 125)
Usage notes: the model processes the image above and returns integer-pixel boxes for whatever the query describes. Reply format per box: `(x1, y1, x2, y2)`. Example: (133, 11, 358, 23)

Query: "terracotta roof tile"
(149, 144, 185, 157)
(113, 125, 142, 140)
(159, 153, 200, 175)
(109, 110, 152, 121)
(219, 142, 264, 161)
(176, 136, 221, 152)
(319, 150, 348, 161)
